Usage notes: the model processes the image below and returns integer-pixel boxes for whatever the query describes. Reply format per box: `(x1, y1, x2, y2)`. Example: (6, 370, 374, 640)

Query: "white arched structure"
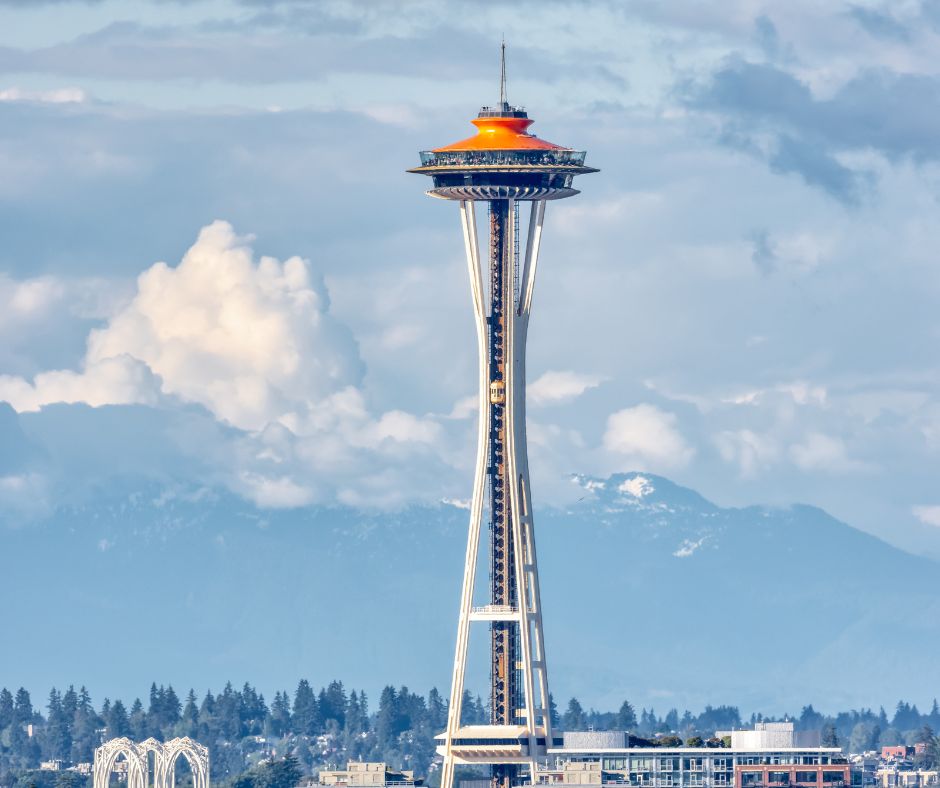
(94, 738, 209, 788)
(94, 738, 147, 788)
(161, 738, 210, 788)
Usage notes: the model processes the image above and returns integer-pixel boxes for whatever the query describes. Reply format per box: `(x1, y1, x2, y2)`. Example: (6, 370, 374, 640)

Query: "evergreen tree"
(291, 680, 320, 737)
(129, 698, 147, 740)
(163, 686, 182, 728)
(822, 724, 839, 748)
(563, 698, 586, 731)
(664, 709, 679, 732)
(70, 688, 99, 764)
(427, 689, 445, 732)
(14, 688, 34, 726)
(617, 701, 637, 730)
(107, 700, 131, 738)
(321, 681, 347, 729)
(255, 755, 301, 788)
(61, 687, 78, 722)
(44, 688, 72, 761)
(216, 682, 242, 740)
(345, 691, 366, 737)
(930, 701, 940, 729)
(549, 694, 560, 729)
(268, 692, 291, 738)
(0, 687, 14, 729)
(179, 690, 199, 737)
(376, 686, 402, 747)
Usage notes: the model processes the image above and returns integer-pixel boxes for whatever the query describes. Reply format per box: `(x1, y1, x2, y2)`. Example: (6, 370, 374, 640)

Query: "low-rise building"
(533, 723, 856, 788)
(318, 762, 422, 787)
(875, 770, 939, 788)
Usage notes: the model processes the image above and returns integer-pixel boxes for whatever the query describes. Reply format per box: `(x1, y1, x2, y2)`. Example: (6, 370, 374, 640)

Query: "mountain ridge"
(1, 469, 937, 716)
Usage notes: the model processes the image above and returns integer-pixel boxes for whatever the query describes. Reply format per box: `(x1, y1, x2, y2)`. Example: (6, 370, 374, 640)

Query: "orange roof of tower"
(433, 115, 568, 153)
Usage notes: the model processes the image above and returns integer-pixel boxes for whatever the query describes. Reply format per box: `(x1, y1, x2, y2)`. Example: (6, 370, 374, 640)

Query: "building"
(409, 42, 596, 788)
(876, 770, 939, 788)
(530, 723, 857, 788)
(881, 748, 927, 762)
(318, 762, 422, 787)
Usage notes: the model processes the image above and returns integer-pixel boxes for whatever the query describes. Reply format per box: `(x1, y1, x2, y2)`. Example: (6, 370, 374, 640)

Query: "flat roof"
(549, 748, 844, 755)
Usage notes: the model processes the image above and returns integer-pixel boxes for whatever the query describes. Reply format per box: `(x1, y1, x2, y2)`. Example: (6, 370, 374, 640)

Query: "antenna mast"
(499, 38, 507, 105)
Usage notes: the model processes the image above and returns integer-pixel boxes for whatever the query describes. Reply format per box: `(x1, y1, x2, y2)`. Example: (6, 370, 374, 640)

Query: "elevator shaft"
(488, 201, 518, 788)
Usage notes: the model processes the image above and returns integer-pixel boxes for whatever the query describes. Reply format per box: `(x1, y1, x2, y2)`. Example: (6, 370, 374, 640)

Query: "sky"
(4, 0, 940, 569)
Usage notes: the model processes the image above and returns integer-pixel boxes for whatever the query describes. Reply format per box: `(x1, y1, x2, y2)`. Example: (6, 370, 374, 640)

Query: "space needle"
(409, 45, 597, 788)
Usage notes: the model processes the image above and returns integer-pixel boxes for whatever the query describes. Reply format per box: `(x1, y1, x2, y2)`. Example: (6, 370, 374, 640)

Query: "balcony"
(417, 150, 588, 168)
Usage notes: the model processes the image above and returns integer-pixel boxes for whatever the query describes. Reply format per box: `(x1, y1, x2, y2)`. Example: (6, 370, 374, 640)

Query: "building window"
(742, 773, 764, 787)
(769, 772, 790, 784)
(822, 773, 844, 785)
(796, 773, 818, 784)
(660, 760, 679, 772)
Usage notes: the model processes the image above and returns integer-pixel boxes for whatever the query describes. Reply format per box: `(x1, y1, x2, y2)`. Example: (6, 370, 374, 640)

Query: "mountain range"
(2, 445, 938, 715)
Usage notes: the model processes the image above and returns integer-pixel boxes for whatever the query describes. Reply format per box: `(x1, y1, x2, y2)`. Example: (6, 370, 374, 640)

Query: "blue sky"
(4, 0, 940, 562)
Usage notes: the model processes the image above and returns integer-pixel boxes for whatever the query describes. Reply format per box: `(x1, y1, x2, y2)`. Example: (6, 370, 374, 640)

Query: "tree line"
(3, 682, 940, 788)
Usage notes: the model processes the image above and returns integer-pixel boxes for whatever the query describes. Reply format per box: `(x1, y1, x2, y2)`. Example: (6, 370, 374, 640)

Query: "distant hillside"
(1, 469, 938, 713)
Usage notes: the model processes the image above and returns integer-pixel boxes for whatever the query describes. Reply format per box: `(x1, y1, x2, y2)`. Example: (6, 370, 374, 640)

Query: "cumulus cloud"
(529, 370, 603, 405)
(602, 404, 694, 470)
(1, 220, 364, 430)
(0, 222, 455, 510)
(88, 220, 364, 430)
(0, 355, 161, 411)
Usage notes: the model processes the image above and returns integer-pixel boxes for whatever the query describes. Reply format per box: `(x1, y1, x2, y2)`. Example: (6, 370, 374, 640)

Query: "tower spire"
(499, 38, 507, 106)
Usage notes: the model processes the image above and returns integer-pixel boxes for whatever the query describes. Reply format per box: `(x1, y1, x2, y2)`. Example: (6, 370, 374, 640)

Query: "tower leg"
(441, 200, 489, 788)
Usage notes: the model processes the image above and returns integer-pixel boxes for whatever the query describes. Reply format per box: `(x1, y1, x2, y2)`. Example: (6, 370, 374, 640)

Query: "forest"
(2, 681, 939, 788)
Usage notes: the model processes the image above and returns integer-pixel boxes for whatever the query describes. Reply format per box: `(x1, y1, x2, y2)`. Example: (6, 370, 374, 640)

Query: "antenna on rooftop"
(499, 37, 507, 105)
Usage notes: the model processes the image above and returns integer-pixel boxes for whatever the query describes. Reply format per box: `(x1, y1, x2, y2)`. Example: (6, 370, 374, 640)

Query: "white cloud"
(529, 370, 603, 405)
(0, 221, 364, 430)
(0, 87, 88, 104)
(447, 395, 477, 420)
(0, 355, 161, 411)
(84, 220, 363, 431)
(237, 471, 316, 509)
(789, 432, 866, 473)
(602, 404, 694, 469)
(715, 429, 779, 478)
(912, 505, 940, 528)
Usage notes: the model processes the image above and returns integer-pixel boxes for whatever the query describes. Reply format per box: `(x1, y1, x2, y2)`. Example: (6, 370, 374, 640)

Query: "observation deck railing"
(418, 149, 587, 168)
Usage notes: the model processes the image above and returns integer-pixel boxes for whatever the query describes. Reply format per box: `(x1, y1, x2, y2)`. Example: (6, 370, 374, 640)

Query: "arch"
(94, 738, 147, 788)
(160, 737, 209, 788)
(138, 738, 165, 788)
